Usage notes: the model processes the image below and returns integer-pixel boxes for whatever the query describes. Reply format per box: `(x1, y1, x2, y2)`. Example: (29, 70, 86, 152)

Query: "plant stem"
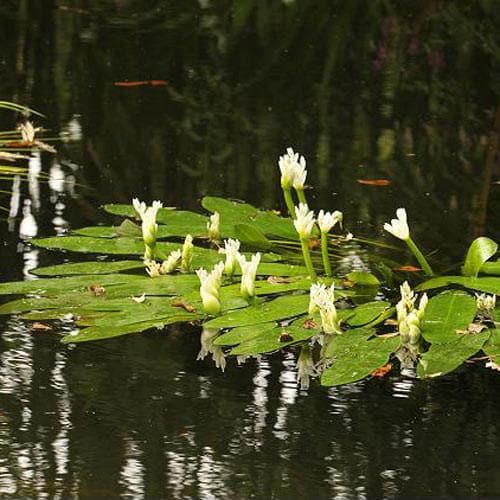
(283, 187, 296, 218)
(300, 238, 317, 281)
(405, 237, 434, 276)
(296, 187, 307, 206)
(321, 232, 332, 277)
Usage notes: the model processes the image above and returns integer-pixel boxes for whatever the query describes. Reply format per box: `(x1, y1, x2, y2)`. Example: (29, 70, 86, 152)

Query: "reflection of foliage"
(9, 2, 498, 255)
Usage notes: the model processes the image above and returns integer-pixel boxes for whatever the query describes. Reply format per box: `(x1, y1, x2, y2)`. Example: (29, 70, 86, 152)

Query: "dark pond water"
(1, 1, 500, 497)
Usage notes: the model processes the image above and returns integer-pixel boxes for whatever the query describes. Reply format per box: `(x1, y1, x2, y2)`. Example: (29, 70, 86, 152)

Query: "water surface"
(0, 1, 499, 498)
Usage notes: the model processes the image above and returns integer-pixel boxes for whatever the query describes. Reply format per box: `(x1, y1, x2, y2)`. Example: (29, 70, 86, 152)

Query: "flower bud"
(181, 235, 194, 273)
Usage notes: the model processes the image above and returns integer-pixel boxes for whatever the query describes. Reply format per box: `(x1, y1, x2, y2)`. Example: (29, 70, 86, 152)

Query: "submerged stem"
(320, 232, 332, 277)
(283, 187, 296, 218)
(300, 238, 317, 281)
(405, 237, 434, 276)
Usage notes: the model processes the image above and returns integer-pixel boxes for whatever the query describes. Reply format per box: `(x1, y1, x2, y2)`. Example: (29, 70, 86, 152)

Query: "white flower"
(317, 210, 343, 233)
(309, 283, 341, 334)
(181, 234, 194, 273)
(384, 208, 410, 241)
(279, 147, 299, 189)
(396, 282, 427, 355)
(197, 328, 226, 371)
(399, 281, 416, 312)
(237, 252, 261, 300)
(279, 147, 307, 189)
(319, 300, 342, 335)
(476, 293, 496, 312)
(396, 281, 427, 326)
(296, 345, 316, 390)
(132, 199, 163, 258)
(293, 203, 315, 239)
(132, 198, 147, 218)
(18, 121, 37, 143)
(161, 250, 181, 274)
(145, 259, 162, 278)
(417, 293, 428, 321)
(219, 238, 241, 277)
(196, 262, 224, 315)
(207, 212, 221, 241)
(292, 155, 307, 190)
(309, 283, 335, 315)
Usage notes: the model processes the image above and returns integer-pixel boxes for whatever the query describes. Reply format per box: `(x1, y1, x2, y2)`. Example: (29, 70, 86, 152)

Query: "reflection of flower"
(207, 212, 221, 241)
(219, 239, 241, 278)
(196, 262, 224, 315)
(296, 345, 316, 390)
(237, 253, 261, 300)
(294, 204, 315, 239)
(317, 210, 343, 233)
(383, 208, 410, 241)
(197, 328, 226, 371)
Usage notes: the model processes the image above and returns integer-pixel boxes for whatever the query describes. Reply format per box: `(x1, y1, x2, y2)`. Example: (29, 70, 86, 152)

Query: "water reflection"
(0, 0, 500, 497)
(0, 317, 497, 497)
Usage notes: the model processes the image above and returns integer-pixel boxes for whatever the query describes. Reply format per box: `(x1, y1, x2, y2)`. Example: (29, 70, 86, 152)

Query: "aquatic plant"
(0, 148, 498, 388)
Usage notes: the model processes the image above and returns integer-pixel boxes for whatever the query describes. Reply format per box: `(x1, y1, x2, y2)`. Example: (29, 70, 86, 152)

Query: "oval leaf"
(321, 330, 399, 386)
(421, 291, 477, 344)
(462, 237, 498, 277)
(417, 332, 489, 378)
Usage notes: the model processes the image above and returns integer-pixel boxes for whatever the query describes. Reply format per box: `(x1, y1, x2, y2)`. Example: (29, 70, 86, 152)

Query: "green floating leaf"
(481, 260, 500, 276)
(323, 327, 373, 358)
(483, 329, 500, 359)
(417, 276, 500, 295)
(33, 260, 143, 276)
(417, 332, 489, 378)
(255, 263, 308, 277)
(321, 329, 399, 387)
(234, 224, 271, 250)
(203, 293, 309, 329)
(103, 204, 177, 222)
(229, 325, 315, 355)
(32, 236, 225, 268)
(421, 291, 477, 344)
(33, 235, 152, 255)
(345, 270, 381, 286)
(0, 275, 200, 315)
(346, 301, 391, 327)
(0, 273, 141, 296)
(462, 237, 498, 277)
(213, 322, 276, 346)
(62, 312, 199, 343)
(202, 196, 297, 240)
